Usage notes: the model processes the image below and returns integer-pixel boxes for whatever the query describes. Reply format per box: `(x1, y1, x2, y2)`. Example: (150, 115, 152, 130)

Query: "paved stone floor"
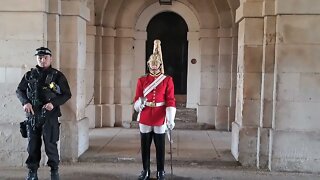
(0, 128, 319, 180)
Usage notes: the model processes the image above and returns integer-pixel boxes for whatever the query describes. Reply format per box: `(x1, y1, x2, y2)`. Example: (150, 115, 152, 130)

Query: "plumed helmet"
(147, 39, 164, 74)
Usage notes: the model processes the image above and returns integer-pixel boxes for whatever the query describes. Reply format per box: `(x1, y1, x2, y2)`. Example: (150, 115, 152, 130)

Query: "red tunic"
(134, 74, 176, 126)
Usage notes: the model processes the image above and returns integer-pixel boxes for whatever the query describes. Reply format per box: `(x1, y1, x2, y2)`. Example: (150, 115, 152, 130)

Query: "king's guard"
(133, 40, 176, 180)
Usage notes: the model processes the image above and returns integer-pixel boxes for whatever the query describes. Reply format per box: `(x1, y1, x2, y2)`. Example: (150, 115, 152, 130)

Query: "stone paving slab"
(79, 128, 236, 165)
(1, 128, 320, 179)
(1, 162, 320, 180)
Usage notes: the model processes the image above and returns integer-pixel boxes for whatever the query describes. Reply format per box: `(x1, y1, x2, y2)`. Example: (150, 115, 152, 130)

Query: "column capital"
(116, 28, 134, 38)
(87, 25, 96, 35)
(236, 1, 263, 23)
(199, 28, 218, 38)
(187, 31, 199, 40)
(61, 0, 90, 21)
(218, 28, 233, 38)
(95, 26, 116, 37)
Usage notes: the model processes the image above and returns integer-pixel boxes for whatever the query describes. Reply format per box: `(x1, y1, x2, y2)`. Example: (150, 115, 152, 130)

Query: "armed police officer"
(16, 47, 71, 180)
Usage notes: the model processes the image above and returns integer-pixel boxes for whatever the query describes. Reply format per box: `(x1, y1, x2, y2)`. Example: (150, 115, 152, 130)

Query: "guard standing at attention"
(133, 40, 176, 180)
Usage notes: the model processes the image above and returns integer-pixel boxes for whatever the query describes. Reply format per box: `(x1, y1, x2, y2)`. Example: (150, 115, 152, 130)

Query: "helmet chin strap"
(149, 68, 162, 76)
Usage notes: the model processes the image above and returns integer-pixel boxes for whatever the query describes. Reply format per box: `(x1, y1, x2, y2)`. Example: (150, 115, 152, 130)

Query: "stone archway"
(134, 1, 201, 108)
(91, 0, 239, 130)
(146, 12, 189, 95)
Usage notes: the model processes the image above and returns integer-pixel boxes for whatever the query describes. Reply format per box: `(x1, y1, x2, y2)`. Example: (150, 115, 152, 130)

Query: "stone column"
(133, 31, 147, 95)
(86, 25, 96, 128)
(114, 28, 135, 128)
(59, 0, 90, 161)
(48, 0, 61, 67)
(229, 27, 238, 131)
(231, 0, 264, 167)
(216, 28, 233, 130)
(258, 0, 275, 169)
(93, 26, 103, 127)
(270, 0, 320, 173)
(0, 0, 49, 166)
(100, 27, 116, 127)
(92, 26, 116, 128)
(85, 0, 96, 128)
(187, 31, 201, 109)
(198, 29, 219, 126)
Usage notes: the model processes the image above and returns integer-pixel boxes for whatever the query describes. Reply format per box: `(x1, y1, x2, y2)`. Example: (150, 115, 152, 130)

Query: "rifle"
(26, 69, 46, 130)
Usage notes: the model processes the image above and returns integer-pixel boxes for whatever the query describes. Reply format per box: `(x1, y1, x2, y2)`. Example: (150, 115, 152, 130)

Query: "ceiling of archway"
(92, 0, 240, 29)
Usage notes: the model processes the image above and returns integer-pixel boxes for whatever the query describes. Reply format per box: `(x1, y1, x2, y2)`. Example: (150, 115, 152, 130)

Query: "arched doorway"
(146, 12, 188, 95)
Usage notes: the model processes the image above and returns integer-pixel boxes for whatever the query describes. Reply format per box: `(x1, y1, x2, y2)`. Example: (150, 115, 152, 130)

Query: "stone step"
(175, 106, 197, 123)
(130, 106, 215, 130)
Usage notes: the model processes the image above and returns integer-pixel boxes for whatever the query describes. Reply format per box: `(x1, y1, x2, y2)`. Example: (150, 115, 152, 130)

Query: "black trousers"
(26, 116, 60, 170)
(140, 132, 166, 172)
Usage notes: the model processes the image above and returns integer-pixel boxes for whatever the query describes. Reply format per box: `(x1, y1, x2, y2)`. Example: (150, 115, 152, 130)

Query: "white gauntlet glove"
(166, 107, 176, 130)
(134, 97, 147, 112)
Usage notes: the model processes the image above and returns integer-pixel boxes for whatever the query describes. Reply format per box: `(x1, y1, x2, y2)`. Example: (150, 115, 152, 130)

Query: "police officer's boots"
(26, 169, 38, 180)
(154, 133, 166, 180)
(138, 132, 152, 180)
(51, 168, 60, 180)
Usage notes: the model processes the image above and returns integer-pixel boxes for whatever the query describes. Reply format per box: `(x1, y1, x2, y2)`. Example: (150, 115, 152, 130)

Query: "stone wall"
(271, 0, 320, 172)
(232, 0, 320, 173)
(0, 0, 49, 166)
(0, 0, 91, 165)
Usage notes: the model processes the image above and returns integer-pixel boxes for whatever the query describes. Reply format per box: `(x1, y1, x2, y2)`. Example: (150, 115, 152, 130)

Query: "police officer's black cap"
(35, 47, 52, 56)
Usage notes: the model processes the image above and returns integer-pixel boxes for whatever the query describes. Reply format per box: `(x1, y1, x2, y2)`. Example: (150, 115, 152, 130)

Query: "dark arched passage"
(146, 11, 188, 95)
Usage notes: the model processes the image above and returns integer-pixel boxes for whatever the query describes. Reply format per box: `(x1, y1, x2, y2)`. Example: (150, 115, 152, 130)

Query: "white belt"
(145, 102, 165, 107)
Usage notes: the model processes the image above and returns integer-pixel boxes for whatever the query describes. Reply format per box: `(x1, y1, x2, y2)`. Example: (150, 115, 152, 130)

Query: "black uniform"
(16, 65, 71, 171)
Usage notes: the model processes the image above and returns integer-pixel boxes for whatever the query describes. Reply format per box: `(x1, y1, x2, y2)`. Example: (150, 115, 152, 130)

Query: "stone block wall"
(270, 2, 320, 171)
(232, 0, 320, 173)
(0, 0, 49, 166)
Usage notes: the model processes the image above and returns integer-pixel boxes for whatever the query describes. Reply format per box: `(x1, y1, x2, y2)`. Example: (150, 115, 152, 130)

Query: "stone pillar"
(187, 31, 201, 109)
(198, 29, 219, 126)
(114, 28, 135, 128)
(59, 0, 90, 161)
(0, 0, 49, 166)
(216, 28, 233, 130)
(100, 27, 116, 127)
(48, 0, 61, 67)
(258, 0, 275, 169)
(92, 26, 116, 128)
(229, 27, 238, 131)
(86, 25, 96, 128)
(133, 31, 147, 95)
(85, 0, 96, 128)
(232, 0, 264, 167)
(270, 0, 320, 173)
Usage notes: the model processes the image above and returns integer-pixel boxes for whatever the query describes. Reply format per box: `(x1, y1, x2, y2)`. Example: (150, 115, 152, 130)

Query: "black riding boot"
(26, 169, 38, 180)
(138, 132, 153, 180)
(154, 133, 166, 180)
(51, 168, 60, 180)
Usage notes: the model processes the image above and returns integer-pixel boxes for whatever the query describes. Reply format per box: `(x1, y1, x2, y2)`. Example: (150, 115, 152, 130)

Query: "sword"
(167, 128, 173, 179)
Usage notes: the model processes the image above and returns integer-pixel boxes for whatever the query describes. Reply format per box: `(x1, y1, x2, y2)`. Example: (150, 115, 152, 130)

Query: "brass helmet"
(147, 39, 164, 75)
